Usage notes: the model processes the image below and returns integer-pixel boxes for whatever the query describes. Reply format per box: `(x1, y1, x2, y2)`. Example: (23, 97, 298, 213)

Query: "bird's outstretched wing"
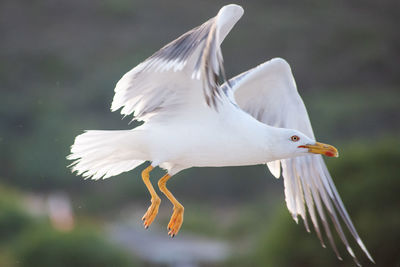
(221, 58, 374, 266)
(111, 4, 243, 121)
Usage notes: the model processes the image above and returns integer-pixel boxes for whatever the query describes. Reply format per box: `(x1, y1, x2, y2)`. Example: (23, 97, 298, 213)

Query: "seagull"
(68, 4, 374, 266)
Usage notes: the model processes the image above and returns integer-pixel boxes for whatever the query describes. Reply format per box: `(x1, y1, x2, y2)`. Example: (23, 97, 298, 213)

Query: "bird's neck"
(237, 120, 284, 163)
(226, 108, 292, 163)
(262, 126, 294, 161)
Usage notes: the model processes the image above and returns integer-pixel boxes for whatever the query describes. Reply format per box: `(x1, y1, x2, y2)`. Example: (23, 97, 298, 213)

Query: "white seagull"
(68, 4, 374, 266)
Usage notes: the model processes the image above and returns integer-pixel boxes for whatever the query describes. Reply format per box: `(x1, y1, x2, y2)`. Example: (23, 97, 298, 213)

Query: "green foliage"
(0, 186, 137, 267)
(249, 139, 400, 266)
(14, 227, 137, 267)
(0, 187, 35, 244)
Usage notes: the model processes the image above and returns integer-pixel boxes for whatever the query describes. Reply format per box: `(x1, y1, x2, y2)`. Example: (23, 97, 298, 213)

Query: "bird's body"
(136, 101, 273, 171)
(68, 4, 374, 266)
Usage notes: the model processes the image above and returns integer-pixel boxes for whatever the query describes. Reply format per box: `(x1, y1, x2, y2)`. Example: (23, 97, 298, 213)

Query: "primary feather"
(223, 58, 374, 265)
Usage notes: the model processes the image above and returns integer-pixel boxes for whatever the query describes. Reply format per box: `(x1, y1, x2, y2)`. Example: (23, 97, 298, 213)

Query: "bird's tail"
(67, 130, 146, 180)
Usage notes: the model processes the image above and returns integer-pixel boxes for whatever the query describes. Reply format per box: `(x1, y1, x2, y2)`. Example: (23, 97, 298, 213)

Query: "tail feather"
(68, 130, 145, 180)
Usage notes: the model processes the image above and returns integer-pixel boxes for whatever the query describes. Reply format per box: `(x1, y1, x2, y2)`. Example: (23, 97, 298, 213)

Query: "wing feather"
(111, 4, 243, 121)
(266, 160, 280, 178)
(222, 57, 373, 265)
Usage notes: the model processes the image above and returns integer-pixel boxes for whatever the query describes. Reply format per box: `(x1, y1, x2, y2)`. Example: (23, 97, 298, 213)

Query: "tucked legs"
(158, 174, 184, 237)
(141, 165, 161, 229)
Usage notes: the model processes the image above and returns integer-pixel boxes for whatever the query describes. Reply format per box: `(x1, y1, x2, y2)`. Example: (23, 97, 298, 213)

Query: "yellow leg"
(141, 165, 161, 229)
(158, 174, 184, 237)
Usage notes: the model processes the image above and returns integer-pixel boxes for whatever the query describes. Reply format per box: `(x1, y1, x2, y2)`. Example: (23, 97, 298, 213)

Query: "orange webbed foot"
(167, 205, 184, 237)
(142, 197, 161, 229)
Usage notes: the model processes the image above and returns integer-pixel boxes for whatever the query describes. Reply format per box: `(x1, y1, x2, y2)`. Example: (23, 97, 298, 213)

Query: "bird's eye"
(291, 135, 300, 142)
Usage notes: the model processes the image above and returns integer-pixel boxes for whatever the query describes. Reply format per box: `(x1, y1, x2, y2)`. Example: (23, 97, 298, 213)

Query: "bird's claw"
(167, 206, 184, 237)
(141, 197, 160, 229)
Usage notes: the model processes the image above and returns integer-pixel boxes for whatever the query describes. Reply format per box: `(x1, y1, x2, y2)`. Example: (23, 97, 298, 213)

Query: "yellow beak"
(298, 142, 339, 157)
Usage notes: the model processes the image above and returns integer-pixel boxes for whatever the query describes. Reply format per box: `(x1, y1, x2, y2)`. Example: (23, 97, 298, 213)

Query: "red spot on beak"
(325, 151, 335, 157)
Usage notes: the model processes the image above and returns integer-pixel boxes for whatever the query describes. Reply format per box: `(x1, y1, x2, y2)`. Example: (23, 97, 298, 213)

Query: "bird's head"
(271, 128, 339, 159)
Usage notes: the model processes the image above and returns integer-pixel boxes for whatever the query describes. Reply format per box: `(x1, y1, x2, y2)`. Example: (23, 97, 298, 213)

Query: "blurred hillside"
(0, 0, 399, 266)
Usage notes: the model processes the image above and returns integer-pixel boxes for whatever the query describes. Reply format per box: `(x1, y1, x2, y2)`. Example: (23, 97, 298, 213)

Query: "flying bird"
(68, 4, 374, 266)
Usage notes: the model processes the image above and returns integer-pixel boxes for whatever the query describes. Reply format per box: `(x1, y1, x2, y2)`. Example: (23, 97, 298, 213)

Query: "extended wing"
(111, 4, 243, 121)
(222, 58, 373, 266)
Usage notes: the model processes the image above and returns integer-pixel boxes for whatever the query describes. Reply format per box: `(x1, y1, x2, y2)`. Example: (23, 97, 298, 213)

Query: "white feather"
(68, 130, 146, 180)
(225, 57, 373, 265)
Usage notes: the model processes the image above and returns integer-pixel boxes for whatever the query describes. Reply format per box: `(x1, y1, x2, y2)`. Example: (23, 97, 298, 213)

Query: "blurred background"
(1, 0, 399, 266)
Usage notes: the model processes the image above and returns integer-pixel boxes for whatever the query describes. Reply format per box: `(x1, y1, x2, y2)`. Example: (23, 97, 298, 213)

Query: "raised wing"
(111, 4, 243, 121)
(223, 58, 373, 266)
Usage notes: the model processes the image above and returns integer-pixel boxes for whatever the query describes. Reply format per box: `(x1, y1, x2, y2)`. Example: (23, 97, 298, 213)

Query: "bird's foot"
(142, 197, 161, 229)
(167, 205, 184, 237)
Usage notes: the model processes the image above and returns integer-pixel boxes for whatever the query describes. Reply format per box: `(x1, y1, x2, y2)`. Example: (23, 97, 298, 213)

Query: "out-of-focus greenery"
(0, 187, 35, 266)
(14, 227, 136, 267)
(246, 139, 400, 267)
(0, 187, 34, 245)
(0, 187, 137, 267)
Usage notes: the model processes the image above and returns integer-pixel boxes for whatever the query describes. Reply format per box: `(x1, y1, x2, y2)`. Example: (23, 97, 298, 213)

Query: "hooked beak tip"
(299, 142, 339, 158)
